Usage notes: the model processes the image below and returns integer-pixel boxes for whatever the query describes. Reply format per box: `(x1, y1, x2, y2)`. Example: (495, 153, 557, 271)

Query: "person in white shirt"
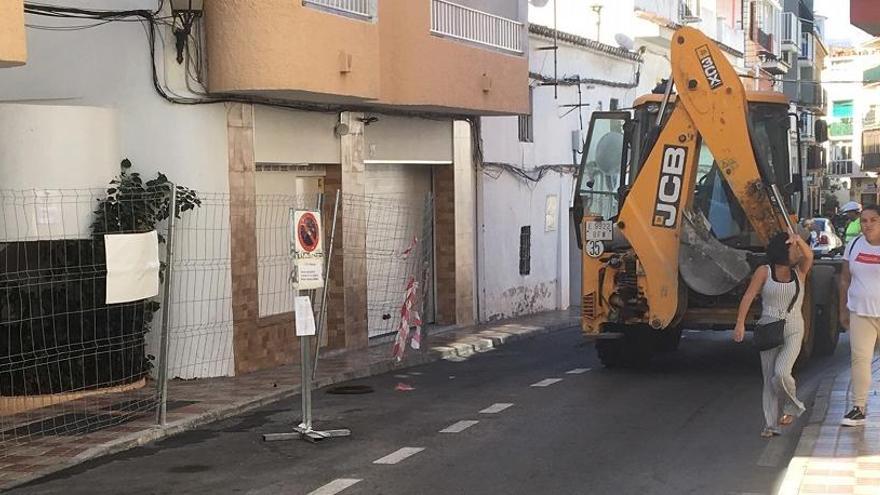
(839, 204, 880, 426)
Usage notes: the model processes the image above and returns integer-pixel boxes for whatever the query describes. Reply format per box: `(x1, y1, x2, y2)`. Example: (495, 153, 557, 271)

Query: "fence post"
(313, 188, 341, 379)
(156, 184, 177, 426)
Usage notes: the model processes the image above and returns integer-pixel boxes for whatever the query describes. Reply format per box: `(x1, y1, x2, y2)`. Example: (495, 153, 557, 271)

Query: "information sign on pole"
(290, 210, 325, 290)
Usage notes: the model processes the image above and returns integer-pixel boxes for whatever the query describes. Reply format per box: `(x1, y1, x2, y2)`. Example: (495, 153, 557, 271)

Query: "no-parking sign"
(290, 210, 324, 289)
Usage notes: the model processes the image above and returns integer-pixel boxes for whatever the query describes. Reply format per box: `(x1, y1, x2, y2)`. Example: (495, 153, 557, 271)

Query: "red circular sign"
(297, 212, 320, 253)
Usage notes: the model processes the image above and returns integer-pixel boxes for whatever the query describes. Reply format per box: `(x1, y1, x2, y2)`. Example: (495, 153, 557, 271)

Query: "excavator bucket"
(679, 209, 752, 296)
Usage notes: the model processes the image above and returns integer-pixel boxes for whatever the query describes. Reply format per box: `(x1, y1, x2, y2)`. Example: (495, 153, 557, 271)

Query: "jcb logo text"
(652, 145, 688, 228)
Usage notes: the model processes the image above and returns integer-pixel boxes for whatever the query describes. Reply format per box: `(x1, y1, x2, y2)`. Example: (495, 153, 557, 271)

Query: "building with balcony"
(0, 0, 530, 377)
(822, 39, 880, 206)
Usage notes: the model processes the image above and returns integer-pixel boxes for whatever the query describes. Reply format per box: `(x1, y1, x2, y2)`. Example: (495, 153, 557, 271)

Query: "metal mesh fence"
(0, 188, 165, 455)
(0, 187, 435, 458)
(164, 192, 235, 380)
(341, 193, 435, 339)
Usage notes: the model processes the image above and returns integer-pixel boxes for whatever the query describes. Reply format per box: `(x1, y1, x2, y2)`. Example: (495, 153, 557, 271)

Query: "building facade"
(0, 0, 529, 378)
(823, 39, 880, 208)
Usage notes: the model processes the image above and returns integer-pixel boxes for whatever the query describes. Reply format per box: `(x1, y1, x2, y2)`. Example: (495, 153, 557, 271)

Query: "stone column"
(453, 120, 476, 325)
(339, 112, 369, 349)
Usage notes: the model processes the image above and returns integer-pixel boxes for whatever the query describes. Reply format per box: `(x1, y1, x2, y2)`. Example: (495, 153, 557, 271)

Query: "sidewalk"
(0, 310, 579, 492)
(779, 358, 880, 495)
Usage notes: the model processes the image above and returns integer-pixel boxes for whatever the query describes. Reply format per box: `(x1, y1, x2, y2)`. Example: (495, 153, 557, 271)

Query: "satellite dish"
(530, 0, 550, 7)
(614, 33, 635, 51)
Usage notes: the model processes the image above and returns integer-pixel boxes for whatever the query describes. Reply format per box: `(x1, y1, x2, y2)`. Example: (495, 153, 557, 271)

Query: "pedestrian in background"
(839, 204, 880, 427)
(841, 201, 863, 244)
(734, 231, 814, 437)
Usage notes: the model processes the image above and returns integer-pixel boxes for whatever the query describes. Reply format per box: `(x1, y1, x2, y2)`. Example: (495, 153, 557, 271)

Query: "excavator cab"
(574, 92, 798, 248)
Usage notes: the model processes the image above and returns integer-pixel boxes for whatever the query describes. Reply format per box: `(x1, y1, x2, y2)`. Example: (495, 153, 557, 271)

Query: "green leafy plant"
(0, 159, 201, 396)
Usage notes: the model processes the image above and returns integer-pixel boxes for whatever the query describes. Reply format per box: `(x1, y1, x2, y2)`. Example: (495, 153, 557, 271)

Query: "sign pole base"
(263, 424, 351, 443)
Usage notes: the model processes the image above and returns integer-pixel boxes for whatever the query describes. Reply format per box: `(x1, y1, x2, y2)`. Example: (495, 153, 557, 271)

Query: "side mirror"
(815, 120, 828, 143)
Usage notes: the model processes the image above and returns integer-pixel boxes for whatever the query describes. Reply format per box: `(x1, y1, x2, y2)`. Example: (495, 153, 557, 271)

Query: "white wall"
(254, 107, 340, 164)
(0, 0, 229, 193)
(365, 115, 453, 162)
(478, 31, 650, 321)
(0, 1, 234, 378)
(0, 104, 119, 241)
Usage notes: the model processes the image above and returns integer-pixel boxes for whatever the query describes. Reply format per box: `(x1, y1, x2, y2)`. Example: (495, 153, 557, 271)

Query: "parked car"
(806, 217, 844, 257)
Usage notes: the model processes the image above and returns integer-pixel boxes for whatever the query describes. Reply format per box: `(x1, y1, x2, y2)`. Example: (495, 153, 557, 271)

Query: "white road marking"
(440, 420, 479, 433)
(531, 378, 563, 387)
(480, 403, 514, 414)
(410, 371, 423, 376)
(565, 368, 591, 374)
(393, 374, 409, 379)
(373, 447, 425, 465)
(307, 478, 362, 495)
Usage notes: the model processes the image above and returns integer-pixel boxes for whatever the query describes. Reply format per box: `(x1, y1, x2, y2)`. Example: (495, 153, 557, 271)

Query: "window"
(609, 98, 619, 111)
(518, 87, 534, 143)
(833, 100, 853, 119)
(519, 226, 531, 275)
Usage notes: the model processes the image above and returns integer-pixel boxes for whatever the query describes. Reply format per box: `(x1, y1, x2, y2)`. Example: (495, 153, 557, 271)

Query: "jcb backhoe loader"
(572, 27, 840, 367)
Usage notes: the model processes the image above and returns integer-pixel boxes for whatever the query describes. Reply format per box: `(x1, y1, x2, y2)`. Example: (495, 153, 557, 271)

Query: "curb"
(3, 315, 578, 492)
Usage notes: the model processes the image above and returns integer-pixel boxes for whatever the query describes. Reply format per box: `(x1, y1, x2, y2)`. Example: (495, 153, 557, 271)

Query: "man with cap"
(841, 201, 862, 244)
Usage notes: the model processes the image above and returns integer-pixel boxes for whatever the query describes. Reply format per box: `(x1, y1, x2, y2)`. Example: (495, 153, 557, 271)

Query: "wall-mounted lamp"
(170, 0, 204, 64)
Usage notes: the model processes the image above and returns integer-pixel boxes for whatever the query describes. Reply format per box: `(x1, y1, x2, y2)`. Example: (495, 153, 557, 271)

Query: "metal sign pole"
(263, 205, 349, 444)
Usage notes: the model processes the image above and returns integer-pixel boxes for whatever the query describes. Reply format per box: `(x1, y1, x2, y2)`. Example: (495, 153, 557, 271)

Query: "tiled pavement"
(0, 310, 578, 492)
(779, 358, 880, 495)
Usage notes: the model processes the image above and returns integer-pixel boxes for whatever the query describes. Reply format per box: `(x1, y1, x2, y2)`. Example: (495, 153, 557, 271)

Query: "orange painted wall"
(0, 0, 26, 68)
(205, 0, 381, 101)
(204, 0, 528, 115)
(378, 0, 528, 114)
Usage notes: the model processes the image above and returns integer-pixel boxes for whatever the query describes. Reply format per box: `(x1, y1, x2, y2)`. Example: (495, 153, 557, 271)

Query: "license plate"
(585, 220, 613, 241)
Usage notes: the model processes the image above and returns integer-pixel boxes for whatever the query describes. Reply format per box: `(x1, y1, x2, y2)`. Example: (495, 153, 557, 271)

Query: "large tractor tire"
(596, 325, 654, 368)
(811, 266, 841, 357)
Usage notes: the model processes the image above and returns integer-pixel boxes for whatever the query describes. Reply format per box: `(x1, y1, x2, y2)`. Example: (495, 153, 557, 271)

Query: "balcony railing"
(829, 159, 854, 175)
(303, 0, 373, 18)
(781, 12, 800, 52)
(865, 111, 880, 130)
(830, 119, 854, 137)
(799, 82, 826, 112)
(430, 0, 525, 54)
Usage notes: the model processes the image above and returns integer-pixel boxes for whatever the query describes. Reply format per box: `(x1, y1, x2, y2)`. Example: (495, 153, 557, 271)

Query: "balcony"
(303, 0, 373, 18)
(829, 159, 855, 175)
(830, 119, 853, 137)
(799, 30, 815, 66)
(781, 12, 800, 53)
(865, 64, 880, 86)
(865, 109, 880, 130)
(204, 0, 528, 115)
(799, 83, 827, 114)
(0, 0, 26, 67)
(806, 144, 825, 170)
(865, 129, 880, 171)
(430, 0, 525, 54)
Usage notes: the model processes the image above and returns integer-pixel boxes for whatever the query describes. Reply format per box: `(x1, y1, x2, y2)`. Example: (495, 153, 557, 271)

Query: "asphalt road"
(14, 327, 850, 495)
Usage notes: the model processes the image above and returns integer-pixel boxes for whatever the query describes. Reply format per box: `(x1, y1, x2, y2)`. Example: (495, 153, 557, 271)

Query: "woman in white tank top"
(734, 231, 814, 437)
